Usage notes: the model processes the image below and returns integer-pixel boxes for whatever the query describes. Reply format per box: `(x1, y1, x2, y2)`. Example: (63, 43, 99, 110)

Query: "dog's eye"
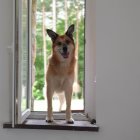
(57, 42, 62, 46)
(65, 39, 70, 44)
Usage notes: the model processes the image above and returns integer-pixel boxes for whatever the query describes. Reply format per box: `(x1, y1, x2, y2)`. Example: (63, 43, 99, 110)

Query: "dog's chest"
(52, 75, 68, 93)
(47, 57, 75, 93)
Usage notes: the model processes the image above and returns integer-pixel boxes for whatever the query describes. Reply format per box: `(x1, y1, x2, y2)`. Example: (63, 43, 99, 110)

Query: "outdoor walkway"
(34, 99, 84, 111)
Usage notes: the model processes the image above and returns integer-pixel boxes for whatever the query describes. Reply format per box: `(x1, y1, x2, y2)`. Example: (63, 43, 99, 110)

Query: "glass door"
(14, 0, 32, 124)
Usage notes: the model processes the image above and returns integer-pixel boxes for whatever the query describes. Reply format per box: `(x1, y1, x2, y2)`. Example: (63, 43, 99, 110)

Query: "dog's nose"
(63, 46, 67, 53)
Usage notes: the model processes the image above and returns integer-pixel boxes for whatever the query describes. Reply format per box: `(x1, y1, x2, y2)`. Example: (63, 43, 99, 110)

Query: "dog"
(46, 24, 76, 124)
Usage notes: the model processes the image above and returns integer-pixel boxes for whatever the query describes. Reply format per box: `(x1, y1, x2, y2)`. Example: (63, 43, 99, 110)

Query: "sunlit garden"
(31, 0, 85, 111)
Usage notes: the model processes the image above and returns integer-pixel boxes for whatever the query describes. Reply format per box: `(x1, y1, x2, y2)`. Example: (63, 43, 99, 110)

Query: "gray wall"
(0, 0, 140, 140)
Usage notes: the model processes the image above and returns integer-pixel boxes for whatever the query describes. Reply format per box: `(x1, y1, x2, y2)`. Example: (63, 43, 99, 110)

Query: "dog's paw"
(66, 118, 74, 124)
(46, 119, 53, 123)
(46, 116, 53, 123)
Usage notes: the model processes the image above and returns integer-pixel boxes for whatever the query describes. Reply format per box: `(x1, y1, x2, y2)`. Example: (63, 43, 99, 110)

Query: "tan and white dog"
(46, 25, 76, 124)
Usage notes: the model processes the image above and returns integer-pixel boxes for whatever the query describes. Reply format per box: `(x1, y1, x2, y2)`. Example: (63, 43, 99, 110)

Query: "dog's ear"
(46, 29, 58, 42)
(65, 24, 75, 39)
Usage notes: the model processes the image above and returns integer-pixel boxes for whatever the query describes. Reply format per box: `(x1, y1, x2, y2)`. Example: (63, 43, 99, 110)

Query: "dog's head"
(46, 24, 75, 61)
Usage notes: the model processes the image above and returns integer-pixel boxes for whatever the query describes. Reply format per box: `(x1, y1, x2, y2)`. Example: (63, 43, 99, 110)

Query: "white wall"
(96, 0, 140, 140)
(85, 0, 96, 119)
(0, 0, 140, 140)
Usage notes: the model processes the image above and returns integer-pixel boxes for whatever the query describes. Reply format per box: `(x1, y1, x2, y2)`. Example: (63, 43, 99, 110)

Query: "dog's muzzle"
(61, 45, 69, 58)
(63, 46, 67, 53)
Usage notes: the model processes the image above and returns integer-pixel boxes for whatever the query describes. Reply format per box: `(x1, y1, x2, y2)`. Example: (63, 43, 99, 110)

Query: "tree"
(31, 0, 37, 110)
(53, 0, 56, 31)
(73, 0, 81, 97)
(41, 0, 47, 98)
(64, 0, 68, 31)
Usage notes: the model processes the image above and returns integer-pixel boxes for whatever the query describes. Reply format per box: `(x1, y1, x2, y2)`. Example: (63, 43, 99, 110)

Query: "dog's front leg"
(65, 87, 74, 124)
(46, 86, 53, 123)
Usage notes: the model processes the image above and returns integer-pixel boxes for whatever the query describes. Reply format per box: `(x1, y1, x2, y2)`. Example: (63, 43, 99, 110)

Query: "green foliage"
(33, 55, 45, 100)
(78, 17, 85, 91)
(37, 0, 52, 12)
(56, 20, 65, 33)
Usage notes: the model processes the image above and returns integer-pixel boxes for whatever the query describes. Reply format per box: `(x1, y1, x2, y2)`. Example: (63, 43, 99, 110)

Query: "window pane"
(21, 0, 29, 112)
